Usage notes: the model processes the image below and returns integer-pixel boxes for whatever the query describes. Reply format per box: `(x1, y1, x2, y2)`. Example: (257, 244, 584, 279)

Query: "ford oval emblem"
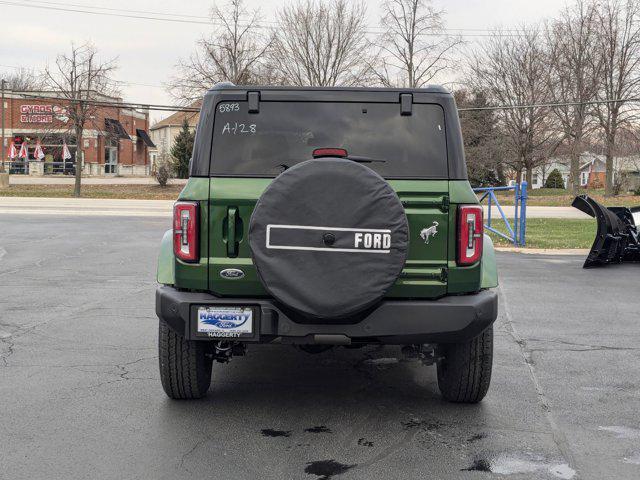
(220, 268, 245, 279)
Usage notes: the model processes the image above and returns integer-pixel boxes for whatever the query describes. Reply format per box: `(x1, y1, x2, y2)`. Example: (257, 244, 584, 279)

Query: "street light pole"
(1, 78, 6, 173)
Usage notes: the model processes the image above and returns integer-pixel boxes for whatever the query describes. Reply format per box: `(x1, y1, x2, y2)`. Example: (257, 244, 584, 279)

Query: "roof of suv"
(207, 82, 451, 94)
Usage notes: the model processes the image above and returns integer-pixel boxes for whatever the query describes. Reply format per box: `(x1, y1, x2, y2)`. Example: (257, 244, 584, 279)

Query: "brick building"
(1, 91, 155, 176)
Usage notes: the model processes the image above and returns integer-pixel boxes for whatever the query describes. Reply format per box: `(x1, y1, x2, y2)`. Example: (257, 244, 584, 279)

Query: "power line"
(0, 0, 525, 37)
(16, 90, 640, 114)
(457, 97, 640, 112)
(15, 91, 198, 113)
(17, 0, 529, 32)
(113, 79, 165, 89)
(19, 0, 211, 20)
(0, 0, 214, 25)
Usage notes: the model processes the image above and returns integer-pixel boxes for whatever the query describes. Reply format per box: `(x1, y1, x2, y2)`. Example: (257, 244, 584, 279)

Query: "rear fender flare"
(157, 229, 175, 285)
(481, 234, 498, 289)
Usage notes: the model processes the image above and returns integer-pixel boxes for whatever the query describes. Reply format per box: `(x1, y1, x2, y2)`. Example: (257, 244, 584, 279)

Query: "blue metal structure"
(473, 182, 528, 246)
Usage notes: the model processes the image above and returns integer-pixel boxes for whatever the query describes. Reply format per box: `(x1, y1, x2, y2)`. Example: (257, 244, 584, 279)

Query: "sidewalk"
(495, 246, 590, 255)
(0, 196, 173, 217)
(485, 205, 589, 219)
(0, 196, 591, 219)
(6, 175, 188, 186)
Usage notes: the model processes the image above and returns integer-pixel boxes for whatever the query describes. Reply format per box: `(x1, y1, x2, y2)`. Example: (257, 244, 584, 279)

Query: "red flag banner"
(8, 142, 17, 159)
(34, 142, 45, 160)
(62, 142, 72, 160)
(18, 142, 28, 159)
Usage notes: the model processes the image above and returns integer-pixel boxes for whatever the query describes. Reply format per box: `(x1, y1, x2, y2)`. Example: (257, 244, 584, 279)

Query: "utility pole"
(1, 78, 6, 173)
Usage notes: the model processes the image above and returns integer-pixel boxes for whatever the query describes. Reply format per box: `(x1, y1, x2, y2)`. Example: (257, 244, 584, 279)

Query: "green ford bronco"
(156, 84, 498, 403)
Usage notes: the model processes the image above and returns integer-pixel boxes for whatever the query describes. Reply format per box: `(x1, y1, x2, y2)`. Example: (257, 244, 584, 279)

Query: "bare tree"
(469, 26, 559, 184)
(271, 0, 372, 86)
(169, 0, 273, 103)
(374, 0, 460, 88)
(44, 43, 118, 197)
(1, 67, 45, 91)
(594, 0, 640, 196)
(547, 0, 602, 194)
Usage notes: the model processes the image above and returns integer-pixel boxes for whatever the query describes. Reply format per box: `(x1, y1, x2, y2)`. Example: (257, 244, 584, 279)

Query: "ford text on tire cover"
(155, 84, 499, 403)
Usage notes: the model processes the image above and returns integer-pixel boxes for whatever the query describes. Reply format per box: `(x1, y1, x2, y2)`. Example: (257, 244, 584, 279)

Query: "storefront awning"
(105, 118, 131, 140)
(136, 129, 155, 147)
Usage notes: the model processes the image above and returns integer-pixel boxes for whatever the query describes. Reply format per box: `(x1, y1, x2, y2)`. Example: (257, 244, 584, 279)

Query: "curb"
(495, 247, 590, 255)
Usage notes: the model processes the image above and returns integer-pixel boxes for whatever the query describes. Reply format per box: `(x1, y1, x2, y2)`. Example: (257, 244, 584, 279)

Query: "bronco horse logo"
(420, 222, 439, 244)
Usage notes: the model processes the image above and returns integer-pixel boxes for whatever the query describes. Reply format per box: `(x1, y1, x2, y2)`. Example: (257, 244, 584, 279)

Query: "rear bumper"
(156, 286, 498, 345)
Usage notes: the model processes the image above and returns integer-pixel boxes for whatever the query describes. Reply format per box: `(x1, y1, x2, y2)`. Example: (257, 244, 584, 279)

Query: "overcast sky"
(0, 0, 568, 122)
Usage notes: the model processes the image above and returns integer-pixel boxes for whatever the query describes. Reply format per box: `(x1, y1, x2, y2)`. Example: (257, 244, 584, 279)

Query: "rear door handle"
(227, 207, 239, 257)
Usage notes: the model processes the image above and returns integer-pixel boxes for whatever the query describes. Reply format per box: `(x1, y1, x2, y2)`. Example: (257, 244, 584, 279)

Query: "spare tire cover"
(249, 158, 409, 320)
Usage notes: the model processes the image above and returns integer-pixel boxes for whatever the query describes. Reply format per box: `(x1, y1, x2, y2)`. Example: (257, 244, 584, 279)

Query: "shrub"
(544, 169, 565, 189)
(155, 158, 171, 187)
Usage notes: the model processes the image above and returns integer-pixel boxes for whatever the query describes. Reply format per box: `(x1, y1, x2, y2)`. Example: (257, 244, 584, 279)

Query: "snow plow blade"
(572, 195, 640, 268)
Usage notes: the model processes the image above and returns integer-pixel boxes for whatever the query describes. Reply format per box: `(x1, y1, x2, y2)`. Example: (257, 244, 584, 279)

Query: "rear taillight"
(457, 205, 483, 266)
(173, 201, 199, 262)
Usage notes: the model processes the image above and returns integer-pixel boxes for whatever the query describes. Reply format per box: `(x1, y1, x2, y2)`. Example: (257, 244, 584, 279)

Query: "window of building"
(581, 172, 588, 186)
(103, 137, 118, 174)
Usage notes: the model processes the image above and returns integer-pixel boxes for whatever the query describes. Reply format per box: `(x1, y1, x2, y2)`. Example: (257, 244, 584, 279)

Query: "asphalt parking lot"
(1, 214, 639, 480)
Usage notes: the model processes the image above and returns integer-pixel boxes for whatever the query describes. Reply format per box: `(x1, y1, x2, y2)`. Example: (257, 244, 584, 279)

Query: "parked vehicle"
(156, 84, 499, 403)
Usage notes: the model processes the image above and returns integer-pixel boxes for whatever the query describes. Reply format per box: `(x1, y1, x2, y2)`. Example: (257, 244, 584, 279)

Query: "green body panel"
(157, 229, 175, 285)
(179, 176, 211, 199)
(165, 176, 497, 297)
(208, 178, 270, 295)
(448, 179, 479, 203)
(481, 234, 499, 289)
(385, 180, 449, 298)
(207, 178, 451, 297)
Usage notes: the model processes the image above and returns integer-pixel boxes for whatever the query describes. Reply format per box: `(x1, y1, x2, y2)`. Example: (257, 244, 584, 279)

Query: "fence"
(473, 182, 528, 247)
(0, 160, 76, 175)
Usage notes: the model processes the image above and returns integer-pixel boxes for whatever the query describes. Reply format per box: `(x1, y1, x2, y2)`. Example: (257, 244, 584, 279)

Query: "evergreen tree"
(544, 168, 565, 189)
(170, 118, 195, 179)
(455, 88, 505, 187)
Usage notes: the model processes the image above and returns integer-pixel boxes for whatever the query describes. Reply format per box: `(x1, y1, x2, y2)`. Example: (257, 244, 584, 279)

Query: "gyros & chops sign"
(19, 105, 69, 124)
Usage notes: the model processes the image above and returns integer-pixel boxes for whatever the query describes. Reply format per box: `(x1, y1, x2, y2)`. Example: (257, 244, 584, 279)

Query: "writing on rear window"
(222, 122, 257, 135)
(218, 103, 240, 113)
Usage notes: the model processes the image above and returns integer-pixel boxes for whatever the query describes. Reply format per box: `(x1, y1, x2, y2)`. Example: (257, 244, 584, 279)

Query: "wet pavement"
(1, 215, 639, 480)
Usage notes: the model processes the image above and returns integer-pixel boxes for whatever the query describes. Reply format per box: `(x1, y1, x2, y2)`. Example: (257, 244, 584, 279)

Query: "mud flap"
(572, 195, 640, 268)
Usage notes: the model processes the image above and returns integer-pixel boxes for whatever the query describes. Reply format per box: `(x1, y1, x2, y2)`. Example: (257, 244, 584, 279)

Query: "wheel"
(158, 319, 213, 399)
(436, 326, 493, 403)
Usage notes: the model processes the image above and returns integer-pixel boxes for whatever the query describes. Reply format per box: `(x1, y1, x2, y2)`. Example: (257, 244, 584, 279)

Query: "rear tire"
(158, 319, 213, 399)
(436, 326, 493, 403)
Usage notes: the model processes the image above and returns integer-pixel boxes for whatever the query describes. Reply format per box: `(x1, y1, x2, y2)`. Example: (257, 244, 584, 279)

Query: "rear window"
(210, 101, 447, 178)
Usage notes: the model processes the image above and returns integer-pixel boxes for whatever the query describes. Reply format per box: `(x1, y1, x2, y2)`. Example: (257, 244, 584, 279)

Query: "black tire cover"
(249, 158, 409, 320)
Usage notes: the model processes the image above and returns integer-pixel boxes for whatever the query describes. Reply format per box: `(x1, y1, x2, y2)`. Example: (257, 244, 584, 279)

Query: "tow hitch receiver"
(572, 195, 640, 268)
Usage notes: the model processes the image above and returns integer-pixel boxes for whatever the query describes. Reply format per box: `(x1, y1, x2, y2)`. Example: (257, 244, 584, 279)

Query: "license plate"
(197, 306, 253, 338)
